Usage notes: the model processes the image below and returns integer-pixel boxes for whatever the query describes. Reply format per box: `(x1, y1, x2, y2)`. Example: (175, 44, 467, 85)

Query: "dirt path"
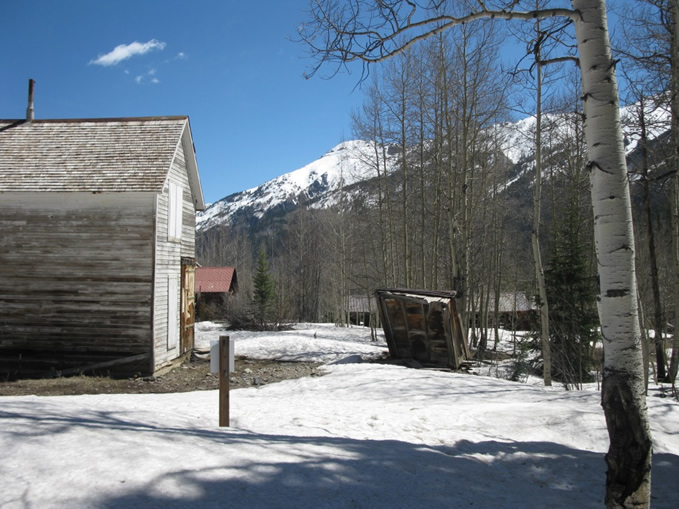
(0, 356, 323, 396)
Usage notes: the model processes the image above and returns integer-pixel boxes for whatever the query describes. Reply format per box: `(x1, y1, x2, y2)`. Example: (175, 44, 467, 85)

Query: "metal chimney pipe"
(26, 79, 35, 122)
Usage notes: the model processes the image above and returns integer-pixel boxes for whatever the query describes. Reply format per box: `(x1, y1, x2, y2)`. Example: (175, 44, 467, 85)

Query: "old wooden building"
(0, 116, 205, 377)
(375, 288, 470, 369)
(195, 266, 239, 321)
(472, 292, 537, 331)
(344, 295, 378, 327)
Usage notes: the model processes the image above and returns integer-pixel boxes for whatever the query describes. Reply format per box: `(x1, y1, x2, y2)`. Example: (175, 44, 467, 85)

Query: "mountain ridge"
(196, 103, 670, 234)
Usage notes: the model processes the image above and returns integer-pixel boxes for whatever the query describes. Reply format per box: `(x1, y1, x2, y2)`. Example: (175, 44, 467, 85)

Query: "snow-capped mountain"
(196, 127, 528, 233)
(197, 103, 671, 234)
(197, 140, 400, 232)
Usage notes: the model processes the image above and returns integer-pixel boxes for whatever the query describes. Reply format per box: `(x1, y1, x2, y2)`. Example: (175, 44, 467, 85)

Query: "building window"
(168, 181, 183, 241)
(168, 276, 179, 350)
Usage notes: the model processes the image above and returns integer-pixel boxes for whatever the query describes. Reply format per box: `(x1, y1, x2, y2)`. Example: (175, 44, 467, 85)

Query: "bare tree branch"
(298, 1, 577, 79)
(542, 55, 580, 66)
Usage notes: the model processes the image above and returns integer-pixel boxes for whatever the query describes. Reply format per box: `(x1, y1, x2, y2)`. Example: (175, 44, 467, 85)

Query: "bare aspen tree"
(375, 53, 416, 286)
(333, 150, 351, 325)
(616, 0, 677, 383)
(671, 0, 679, 385)
(489, 126, 509, 348)
(409, 33, 452, 288)
(394, 54, 413, 286)
(352, 82, 398, 285)
(635, 95, 668, 380)
(411, 42, 438, 289)
(575, 2, 652, 501)
(532, 16, 553, 385)
(510, 1, 574, 387)
(442, 21, 506, 344)
(615, 0, 679, 386)
(299, 1, 652, 505)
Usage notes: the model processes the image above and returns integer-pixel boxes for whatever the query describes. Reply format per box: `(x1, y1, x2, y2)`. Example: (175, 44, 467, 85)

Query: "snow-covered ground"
(193, 321, 388, 364)
(1, 323, 677, 508)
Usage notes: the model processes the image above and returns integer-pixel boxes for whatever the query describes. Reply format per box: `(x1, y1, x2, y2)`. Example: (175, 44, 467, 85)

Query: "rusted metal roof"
(0, 117, 202, 204)
(195, 267, 238, 293)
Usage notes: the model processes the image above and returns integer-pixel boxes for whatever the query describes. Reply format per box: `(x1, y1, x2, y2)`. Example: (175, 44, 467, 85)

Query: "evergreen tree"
(253, 248, 275, 325)
(545, 209, 600, 388)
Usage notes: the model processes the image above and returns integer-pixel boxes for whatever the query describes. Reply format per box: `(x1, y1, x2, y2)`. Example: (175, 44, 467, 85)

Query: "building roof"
(345, 295, 376, 313)
(0, 116, 205, 209)
(195, 267, 238, 293)
(472, 292, 536, 313)
(496, 292, 535, 313)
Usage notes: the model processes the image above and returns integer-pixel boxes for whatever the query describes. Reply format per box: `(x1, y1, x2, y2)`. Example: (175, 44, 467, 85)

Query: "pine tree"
(253, 248, 275, 325)
(545, 209, 599, 388)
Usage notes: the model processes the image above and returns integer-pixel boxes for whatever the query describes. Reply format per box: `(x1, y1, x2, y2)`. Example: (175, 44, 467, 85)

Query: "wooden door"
(180, 258, 196, 354)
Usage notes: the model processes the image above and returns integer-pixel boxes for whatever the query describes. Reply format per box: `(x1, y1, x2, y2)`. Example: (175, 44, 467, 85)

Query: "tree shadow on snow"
(1, 400, 677, 509)
(94, 437, 678, 509)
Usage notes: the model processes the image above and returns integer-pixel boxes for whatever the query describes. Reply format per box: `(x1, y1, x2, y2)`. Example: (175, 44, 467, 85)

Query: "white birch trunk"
(572, 0, 652, 506)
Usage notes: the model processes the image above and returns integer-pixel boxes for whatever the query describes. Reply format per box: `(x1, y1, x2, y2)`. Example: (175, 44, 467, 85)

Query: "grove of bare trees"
(196, 1, 679, 506)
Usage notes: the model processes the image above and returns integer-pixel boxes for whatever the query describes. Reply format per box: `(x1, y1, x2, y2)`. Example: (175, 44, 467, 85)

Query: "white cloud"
(134, 69, 161, 85)
(90, 39, 166, 66)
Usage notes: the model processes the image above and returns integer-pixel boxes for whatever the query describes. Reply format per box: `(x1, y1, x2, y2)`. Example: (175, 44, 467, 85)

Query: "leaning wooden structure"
(375, 288, 470, 369)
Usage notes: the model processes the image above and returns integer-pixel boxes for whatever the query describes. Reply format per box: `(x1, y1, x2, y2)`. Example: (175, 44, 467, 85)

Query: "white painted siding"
(152, 140, 197, 370)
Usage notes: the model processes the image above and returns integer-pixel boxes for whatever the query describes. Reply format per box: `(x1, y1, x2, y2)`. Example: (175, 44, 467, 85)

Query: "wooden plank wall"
(152, 140, 197, 371)
(0, 192, 156, 377)
(376, 290, 469, 369)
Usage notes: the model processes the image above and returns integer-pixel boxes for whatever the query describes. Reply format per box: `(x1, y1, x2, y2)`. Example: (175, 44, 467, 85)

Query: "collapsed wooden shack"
(375, 289, 470, 369)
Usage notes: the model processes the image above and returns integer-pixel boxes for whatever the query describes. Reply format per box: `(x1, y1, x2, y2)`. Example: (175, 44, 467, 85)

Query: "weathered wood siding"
(0, 192, 156, 376)
(375, 289, 470, 369)
(152, 140, 197, 370)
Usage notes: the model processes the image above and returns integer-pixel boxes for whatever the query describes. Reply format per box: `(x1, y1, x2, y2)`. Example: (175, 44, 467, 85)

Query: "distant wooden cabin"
(344, 294, 377, 327)
(473, 292, 537, 331)
(375, 288, 470, 369)
(494, 292, 536, 331)
(0, 116, 205, 378)
(195, 266, 238, 320)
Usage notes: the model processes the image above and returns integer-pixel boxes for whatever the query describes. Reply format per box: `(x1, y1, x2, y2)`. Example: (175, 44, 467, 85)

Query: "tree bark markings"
(573, 0, 652, 506)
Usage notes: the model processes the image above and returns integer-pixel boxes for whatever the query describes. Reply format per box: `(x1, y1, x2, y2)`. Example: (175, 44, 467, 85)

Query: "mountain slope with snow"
(197, 103, 671, 234)
(197, 140, 400, 231)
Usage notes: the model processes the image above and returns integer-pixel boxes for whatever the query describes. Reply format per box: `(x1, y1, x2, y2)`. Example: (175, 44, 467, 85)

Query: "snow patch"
(1, 323, 677, 508)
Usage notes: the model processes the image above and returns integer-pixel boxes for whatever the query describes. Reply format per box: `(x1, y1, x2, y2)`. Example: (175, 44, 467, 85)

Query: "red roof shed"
(195, 267, 238, 294)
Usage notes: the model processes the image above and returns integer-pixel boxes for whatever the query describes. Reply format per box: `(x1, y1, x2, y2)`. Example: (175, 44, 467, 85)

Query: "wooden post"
(219, 335, 230, 427)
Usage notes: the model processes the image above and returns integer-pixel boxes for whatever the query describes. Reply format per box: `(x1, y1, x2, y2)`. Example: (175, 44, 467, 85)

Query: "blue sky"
(2, 1, 632, 205)
(1, 0, 366, 203)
